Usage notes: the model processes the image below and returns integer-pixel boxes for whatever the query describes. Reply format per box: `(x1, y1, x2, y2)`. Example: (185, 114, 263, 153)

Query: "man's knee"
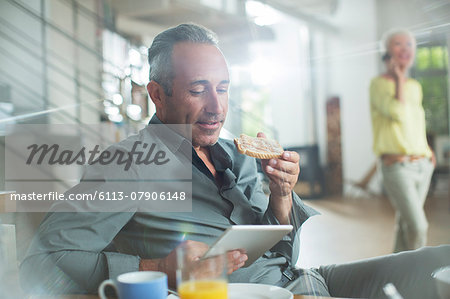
(286, 269, 330, 296)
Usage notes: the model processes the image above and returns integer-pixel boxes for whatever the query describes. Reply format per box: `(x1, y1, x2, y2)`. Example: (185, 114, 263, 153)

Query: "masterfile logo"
(26, 141, 170, 171)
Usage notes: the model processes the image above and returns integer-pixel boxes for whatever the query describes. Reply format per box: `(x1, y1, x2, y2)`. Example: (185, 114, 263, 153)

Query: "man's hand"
(257, 132, 300, 224)
(139, 240, 247, 288)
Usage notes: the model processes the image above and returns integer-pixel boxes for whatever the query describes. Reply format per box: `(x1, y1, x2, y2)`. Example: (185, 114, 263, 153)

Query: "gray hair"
(380, 28, 416, 55)
(147, 23, 219, 96)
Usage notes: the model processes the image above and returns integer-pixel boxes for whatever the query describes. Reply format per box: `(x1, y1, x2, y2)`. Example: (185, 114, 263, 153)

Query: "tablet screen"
(203, 225, 293, 266)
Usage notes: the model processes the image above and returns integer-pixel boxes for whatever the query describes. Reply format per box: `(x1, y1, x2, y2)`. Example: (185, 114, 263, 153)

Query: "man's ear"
(147, 81, 165, 110)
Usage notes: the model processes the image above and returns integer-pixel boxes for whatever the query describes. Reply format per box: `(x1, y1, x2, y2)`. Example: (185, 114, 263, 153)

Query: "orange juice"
(178, 280, 227, 299)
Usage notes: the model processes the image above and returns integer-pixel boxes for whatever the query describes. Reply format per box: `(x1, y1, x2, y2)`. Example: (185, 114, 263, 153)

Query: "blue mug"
(98, 271, 167, 299)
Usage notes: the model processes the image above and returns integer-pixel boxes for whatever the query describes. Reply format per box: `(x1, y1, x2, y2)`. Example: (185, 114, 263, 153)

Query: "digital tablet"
(203, 225, 293, 266)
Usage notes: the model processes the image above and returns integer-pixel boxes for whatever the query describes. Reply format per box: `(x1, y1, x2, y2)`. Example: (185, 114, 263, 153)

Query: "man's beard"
(192, 113, 225, 147)
(192, 128, 221, 147)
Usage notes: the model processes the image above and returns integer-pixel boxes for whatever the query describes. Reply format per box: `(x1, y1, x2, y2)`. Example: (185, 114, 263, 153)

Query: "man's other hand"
(139, 240, 247, 288)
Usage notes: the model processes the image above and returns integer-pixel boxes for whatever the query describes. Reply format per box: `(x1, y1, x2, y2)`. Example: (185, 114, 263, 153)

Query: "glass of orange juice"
(176, 245, 227, 299)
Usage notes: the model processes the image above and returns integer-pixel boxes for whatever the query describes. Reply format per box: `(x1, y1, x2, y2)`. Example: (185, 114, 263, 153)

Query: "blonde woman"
(370, 29, 435, 252)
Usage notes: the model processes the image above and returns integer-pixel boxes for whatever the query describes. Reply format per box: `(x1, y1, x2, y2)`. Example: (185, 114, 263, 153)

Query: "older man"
(21, 23, 449, 298)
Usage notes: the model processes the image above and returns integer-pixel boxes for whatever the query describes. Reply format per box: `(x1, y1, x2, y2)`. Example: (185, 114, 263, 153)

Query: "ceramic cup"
(98, 271, 167, 299)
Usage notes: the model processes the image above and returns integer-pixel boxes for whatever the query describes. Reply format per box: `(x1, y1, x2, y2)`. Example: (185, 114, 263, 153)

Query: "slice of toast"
(234, 134, 283, 159)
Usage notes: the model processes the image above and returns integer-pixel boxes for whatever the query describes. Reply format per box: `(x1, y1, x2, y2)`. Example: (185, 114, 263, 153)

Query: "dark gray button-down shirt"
(20, 115, 318, 294)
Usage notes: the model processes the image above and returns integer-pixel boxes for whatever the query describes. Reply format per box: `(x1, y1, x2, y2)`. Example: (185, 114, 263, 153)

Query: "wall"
(242, 15, 315, 147)
(376, 0, 450, 40)
(323, 0, 379, 193)
(268, 19, 315, 147)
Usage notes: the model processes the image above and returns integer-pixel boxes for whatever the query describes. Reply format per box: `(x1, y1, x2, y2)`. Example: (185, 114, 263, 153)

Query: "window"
(412, 43, 449, 136)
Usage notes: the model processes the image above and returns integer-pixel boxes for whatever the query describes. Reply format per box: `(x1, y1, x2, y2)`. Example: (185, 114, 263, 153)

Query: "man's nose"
(205, 90, 224, 114)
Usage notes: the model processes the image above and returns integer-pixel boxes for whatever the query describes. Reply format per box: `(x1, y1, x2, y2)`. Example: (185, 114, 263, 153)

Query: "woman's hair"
(380, 28, 416, 61)
(147, 23, 219, 96)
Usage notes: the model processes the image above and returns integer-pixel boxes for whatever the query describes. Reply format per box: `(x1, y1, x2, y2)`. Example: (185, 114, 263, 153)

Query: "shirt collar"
(148, 114, 192, 155)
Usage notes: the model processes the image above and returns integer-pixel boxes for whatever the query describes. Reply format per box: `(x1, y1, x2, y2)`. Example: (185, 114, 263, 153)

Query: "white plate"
(228, 283, 293, 299)
(167, 283, 293, 299)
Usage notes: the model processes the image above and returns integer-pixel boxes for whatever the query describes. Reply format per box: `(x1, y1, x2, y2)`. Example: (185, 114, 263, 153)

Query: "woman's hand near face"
(387, 58, 405, 82)
(387, 57, 406, 103)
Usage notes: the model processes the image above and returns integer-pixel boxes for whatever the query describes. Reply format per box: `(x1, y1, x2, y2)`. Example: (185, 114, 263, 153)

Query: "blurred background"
(0, 0, 449, 275)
